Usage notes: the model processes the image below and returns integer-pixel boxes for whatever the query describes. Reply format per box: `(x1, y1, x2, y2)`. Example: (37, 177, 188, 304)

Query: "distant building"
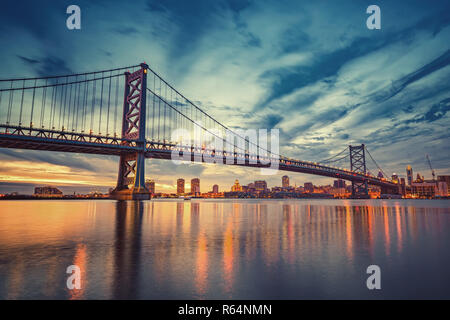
(391, 174, 399, 184)
(282, 175, 289, 188)
(304, 182, 314, 193)
(145, 179, 156, 194)
(399, 178, 407, 196)
(377, 171, 384, 179)
(177, 178, 185, 195)
(437, 181, 448, 197)
(212, 184, 219, 193)
(333, 179, 346, 188)
(191, 178, 200, 195)
(231, 179, 243, 192)
(247, 182, 255, 192)
(254, 180, 267, 192)
(438, 175, 450, 194)
(412, 181, 436, 198)
(406, 165, 413, 186)
(34, 186, 63, 197)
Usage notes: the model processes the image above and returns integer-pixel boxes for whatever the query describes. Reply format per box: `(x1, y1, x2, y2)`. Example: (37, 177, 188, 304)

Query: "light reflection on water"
(0, 199, 449, 299)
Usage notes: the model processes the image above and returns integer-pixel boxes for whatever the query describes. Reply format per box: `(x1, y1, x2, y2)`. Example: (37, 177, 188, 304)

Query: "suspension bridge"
(0, 63, 399, 199)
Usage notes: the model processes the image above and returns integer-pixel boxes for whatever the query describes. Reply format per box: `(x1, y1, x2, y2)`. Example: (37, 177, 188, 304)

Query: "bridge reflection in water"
(0, 199, 449, 299)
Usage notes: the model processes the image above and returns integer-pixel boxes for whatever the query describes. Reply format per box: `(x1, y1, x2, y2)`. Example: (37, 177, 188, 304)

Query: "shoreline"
(1, 196, 448, 201)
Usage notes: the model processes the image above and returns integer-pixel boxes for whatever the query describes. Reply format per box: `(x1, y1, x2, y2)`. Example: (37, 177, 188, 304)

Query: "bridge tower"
(111, 63, 151, 200)
(349, 144, 369, 199)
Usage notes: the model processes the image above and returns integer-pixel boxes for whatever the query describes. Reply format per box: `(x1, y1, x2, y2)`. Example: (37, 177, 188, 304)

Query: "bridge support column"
(349, 144, 369, 199)
(111, 63, 150, 200)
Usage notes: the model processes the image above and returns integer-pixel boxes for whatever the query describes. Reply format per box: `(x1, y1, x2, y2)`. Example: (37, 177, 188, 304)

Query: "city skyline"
(0, 1, 449, 194)
(3, 163, 448, 199)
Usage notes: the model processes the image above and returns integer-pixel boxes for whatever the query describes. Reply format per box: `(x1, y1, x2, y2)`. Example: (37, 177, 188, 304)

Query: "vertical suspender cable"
(30, 79, 36, 127)
(114, 73, 119, 136)
(99, 72, 104, 134)
(40, 79, 47, 128)
(19, 79, 25, 126)
(106, 72, 112, 136)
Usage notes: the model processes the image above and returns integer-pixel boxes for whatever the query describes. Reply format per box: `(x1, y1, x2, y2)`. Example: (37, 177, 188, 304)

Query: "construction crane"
(426, 154, 436, 181)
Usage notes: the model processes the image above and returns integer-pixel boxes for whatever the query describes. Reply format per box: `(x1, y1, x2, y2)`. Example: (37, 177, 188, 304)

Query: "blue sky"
(0, 0, 449, 193)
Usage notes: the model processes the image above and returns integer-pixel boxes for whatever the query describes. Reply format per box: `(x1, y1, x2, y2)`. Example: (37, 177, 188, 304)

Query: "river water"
(0, 199, 449, 299)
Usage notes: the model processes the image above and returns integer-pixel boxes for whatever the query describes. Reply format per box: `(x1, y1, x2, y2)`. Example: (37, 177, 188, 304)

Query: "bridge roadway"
(0, 125, 398, 190)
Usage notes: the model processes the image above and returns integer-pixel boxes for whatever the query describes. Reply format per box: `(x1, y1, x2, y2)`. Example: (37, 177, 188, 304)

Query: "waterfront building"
(177, 178, 185, 195)
(254, 180, 267, 192)
(437, 181, 448, 197)
(399, 178, 407, 196)
(231, 179, 243, 192)
(191, 178, 200, 195)
(406, 165, 413, 186)
(304, 182, 314, 193)
(333, 179, 346, 188)
(415, 173, 424, 183)
(411, 181, 436, 198)
(212, 184, 219, 194)
(437, 175, 450, 194)
(392, 174, 399, 184)
(34, 186, 63, 197)
(282, 175, 289, 188)
(145, 179, 156, 194)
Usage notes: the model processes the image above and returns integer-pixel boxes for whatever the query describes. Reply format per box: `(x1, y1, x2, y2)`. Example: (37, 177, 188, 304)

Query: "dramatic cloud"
(0, 0, 449, 193)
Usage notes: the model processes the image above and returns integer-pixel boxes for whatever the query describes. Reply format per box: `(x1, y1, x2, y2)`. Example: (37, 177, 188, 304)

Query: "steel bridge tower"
(111, 63, 150, 200)
(349, 144, 369, 199)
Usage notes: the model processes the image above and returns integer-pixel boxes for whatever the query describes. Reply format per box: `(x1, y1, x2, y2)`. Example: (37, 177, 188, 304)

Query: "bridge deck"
(0, 130, 397, 189)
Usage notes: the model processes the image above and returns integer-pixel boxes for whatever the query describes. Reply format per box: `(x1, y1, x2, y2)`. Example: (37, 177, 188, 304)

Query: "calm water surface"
(0, 199, 449, 299)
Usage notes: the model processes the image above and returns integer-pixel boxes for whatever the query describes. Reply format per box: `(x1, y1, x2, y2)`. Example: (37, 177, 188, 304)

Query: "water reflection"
(0, 199, 449, 299)
(112, 201, 143, 299)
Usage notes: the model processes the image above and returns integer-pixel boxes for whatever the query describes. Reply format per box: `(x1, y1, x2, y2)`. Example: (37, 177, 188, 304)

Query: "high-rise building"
(191, 178, 200, 195)
(406, 165, 413, 186)
(177, 178, 185, 195)
(392, 174, 399, 184)
(399, 178, 407, 196)
(145, 179, 156, 194)
(438, 175, 450, 194)
(333, 179, 346, 188)
(377, 171, 384, 179)
(254, 180, 267, 192)
(212, 184, 219, 193)
(231, 179, 243, 192)
(416, 173, 423, 183)
(282, 175, 289, 188)
(437, 181, 448, 197)
(304, 182, 314, 193)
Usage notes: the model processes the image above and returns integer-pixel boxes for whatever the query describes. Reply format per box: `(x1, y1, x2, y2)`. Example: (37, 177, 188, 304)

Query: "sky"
(0, 0, 449, 194)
